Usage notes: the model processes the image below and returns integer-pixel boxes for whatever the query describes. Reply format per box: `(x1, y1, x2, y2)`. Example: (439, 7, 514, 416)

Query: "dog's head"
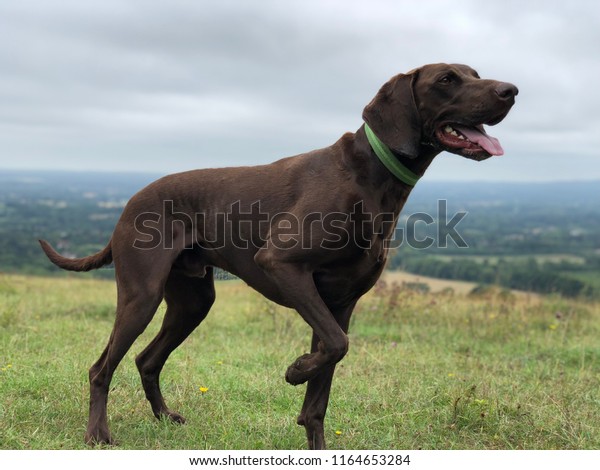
(363, 63, 518, 161)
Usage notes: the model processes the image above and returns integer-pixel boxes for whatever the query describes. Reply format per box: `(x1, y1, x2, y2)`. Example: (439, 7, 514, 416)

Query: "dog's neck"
(395, 144, 440, 179)
(350, 125, 440, 214)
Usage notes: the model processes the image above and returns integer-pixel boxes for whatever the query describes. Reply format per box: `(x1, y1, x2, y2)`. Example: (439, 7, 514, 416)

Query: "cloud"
(0, 0, 598, 180)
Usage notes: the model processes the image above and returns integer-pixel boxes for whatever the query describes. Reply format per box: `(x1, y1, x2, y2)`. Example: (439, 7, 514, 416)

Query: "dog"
(40, 63, 517, 449)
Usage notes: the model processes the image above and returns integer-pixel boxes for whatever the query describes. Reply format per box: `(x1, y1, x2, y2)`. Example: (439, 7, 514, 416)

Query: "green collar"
(364, 123, 420, 186)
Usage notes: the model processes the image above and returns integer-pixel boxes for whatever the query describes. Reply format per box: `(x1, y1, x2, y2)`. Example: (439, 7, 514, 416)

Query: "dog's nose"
(495, 82, 519, 100)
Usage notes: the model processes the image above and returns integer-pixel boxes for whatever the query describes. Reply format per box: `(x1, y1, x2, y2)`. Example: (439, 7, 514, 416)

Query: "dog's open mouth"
(435, 124, 504, 161)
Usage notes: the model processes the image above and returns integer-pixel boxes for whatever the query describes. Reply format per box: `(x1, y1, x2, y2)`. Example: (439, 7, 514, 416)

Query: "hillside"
(1, 273, 599, 449)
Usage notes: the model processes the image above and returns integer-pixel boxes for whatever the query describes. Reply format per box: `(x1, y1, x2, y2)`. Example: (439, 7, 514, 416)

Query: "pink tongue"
(454, 125, 504, 156)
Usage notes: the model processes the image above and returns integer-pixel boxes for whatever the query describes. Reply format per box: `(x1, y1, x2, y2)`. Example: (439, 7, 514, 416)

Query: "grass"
(1, 273, 600, 449)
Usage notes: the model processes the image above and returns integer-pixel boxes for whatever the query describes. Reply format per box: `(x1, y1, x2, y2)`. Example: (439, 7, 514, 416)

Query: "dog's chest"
(314, 245, 388, 308)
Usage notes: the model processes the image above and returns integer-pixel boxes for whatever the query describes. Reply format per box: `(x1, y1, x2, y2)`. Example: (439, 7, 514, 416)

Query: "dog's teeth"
(444, 125, 464, 139)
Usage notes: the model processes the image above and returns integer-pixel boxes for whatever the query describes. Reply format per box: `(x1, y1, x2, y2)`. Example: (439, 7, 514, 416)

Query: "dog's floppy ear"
(362, 69, 421, 159)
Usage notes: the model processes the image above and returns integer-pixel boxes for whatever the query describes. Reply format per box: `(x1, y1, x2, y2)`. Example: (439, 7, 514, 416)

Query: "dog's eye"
(438, 74, 453, 84)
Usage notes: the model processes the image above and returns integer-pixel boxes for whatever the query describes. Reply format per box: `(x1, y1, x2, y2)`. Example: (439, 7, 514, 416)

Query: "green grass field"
(1, 274, 600, 450)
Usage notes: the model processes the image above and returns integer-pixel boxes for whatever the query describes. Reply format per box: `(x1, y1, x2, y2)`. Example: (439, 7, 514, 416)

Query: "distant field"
(1, 274, 600, 449)
(429, 254, 587, 266)
(382, 270, 541, 303)
(562, 270, 600, 290)
(383, 270, 477, 295)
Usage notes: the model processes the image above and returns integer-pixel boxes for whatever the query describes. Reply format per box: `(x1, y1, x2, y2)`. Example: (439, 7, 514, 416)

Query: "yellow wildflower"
(199, 386, 209, 393)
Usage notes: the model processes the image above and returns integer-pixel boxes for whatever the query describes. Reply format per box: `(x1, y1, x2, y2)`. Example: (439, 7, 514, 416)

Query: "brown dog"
(40, 63, 517, 449)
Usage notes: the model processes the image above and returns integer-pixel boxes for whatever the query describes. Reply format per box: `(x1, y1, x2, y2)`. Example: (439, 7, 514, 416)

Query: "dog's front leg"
(254, 250, 349, 386)
(297, 301, 356, 449)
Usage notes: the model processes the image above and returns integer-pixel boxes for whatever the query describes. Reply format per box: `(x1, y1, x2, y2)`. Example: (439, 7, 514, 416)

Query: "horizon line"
(1, 167, 599, 185)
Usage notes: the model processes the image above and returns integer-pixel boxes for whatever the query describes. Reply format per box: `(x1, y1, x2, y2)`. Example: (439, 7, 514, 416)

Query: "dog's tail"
(39, 239, 113, 272)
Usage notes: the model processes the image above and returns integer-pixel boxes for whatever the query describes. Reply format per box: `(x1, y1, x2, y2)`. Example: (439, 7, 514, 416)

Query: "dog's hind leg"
(135, 268, 215, 423)
(85, 287, 164, 445)
(84, 248, 176, 446)
(296, 301, 356, 450)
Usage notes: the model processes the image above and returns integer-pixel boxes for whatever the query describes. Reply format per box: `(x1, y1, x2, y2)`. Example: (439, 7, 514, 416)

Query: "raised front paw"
(285, 353, 317, 385)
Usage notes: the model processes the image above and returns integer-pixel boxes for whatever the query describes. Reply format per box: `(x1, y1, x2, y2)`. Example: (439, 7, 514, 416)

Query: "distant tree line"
(389, 254, 599, 299)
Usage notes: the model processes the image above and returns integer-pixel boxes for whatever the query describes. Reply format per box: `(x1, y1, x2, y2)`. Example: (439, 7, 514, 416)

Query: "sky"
(0, 0, 598, 181)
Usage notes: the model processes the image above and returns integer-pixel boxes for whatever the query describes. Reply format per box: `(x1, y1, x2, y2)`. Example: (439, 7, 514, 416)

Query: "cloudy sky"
(0, 0, 598, 181)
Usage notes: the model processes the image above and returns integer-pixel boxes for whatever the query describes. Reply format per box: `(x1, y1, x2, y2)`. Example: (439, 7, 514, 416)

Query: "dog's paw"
(285, 353, 315, 385)
(84, 430, 115, 447)
(163, 410, 186, 425)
